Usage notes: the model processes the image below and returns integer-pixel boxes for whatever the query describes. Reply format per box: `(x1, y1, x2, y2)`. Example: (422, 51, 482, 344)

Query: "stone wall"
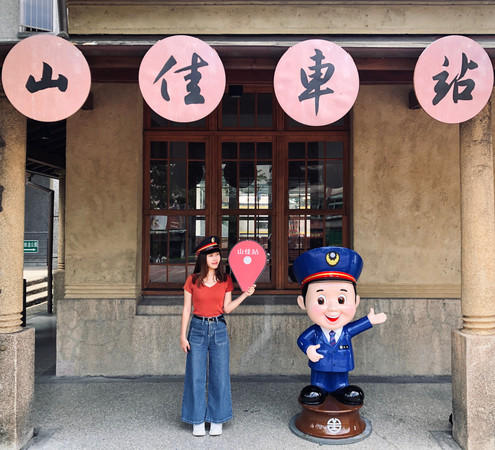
(65, 83, 142, 297)
(56, 296, 460, 377)
(67, 2, 495, 36)
(353, 85, 461, 298)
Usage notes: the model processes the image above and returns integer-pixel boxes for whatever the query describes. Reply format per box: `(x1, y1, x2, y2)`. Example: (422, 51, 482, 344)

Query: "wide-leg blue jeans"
(181, 316, 233, 425)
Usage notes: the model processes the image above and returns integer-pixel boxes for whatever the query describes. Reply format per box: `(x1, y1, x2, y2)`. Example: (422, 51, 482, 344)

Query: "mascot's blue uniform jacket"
(293, 246, 371, 393)
(297, 317, 372, 373)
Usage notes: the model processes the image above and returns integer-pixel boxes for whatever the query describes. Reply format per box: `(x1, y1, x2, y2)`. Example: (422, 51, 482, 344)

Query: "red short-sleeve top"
(183, 274, 234, 317)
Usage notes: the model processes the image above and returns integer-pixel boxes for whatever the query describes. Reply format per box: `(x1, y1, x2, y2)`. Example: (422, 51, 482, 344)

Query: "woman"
(180, 236, 256, 436)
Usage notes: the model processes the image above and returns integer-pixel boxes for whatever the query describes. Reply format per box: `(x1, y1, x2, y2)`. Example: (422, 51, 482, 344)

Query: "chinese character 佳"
(153, 53, 209, 105)
(25, 62, 68, 94)
(298, 49, 335, 115)
(432, 53, 478, 105)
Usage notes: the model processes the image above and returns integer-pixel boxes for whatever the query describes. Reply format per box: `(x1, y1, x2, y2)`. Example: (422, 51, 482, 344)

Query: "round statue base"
(289, 394, 372, 445)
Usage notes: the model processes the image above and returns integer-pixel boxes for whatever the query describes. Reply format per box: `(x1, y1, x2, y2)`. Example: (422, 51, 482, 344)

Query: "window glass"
(20, 0, 53, 32)
(221, 93, 273, 128)
(150, 110, 206, 128)
(150, 161, 167, 209)
(188, 161, 205, 209)
(288, 161, 306, 209)
(150, 216, 168, 264)
(150, 141, 206, 211)
(222, 95, 238, 127)
(326, 161, 343, 209)
(170, 142, 187, 159)
(150, 142, 167, 159)
(288, 141, 345, 211)
(240, 142, 255, 160)
(257, 163, 272, 209)
(144, 85, 348, 291)
(169, 161, 187, 209)
(239, 162, 255, 209)
(326, 215, 343, 245)
(288, 214, 343, 281)
(257, 93, 273, 127)
(222, 161, 238, 209)
(239, 93, 256, 127)
(189, 142, 205, 159)
(222, 142, 237, 159)
(307, 160, 324, 209)
(308, 141, 325, 159)
(287, 139, 346, 283)
(222, 215, 238, 251)
(149, 215, 205, 283)
(326, 141, 344, 158)
(222, 142, 272, 211)
(287, 116, 345, 128)
(257, 142, 272, 160)
(288, 142, 305, 159)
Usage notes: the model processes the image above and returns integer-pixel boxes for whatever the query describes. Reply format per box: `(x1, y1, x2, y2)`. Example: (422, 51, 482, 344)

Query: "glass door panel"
(149, 214, 206, 283)
(143, 87, 350, 293)
(221, 92, 274, 128)
(220, 140, 273, 288)
(222, 142, 272, 210)
(286, 139, 347, 286)
(146, 139, 207, 287)
(287, 214, 343, 281)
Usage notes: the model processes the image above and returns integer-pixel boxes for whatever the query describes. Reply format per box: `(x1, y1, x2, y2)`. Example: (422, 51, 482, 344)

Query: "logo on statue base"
(289, 394, 372, 444)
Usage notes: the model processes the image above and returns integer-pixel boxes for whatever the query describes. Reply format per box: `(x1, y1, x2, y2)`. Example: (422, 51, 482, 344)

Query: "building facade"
(2, 1, 495, 448)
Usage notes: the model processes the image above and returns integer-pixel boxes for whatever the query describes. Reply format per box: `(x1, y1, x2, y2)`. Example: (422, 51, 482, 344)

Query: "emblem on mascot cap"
(326, 251, 340, 266)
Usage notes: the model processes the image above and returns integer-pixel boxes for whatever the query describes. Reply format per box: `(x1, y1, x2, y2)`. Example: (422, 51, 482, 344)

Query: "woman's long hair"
(192, 252, 228, 287)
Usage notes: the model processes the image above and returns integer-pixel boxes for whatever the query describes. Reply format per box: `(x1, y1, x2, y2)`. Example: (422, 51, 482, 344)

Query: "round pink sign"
(139, 35, 226, 123)
(274, 39, 359, 126)
(414, 35, 494, 124)
(1, 35, 91, 122)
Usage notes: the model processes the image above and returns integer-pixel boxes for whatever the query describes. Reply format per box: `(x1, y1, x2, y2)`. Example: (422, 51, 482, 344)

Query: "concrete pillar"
(57, 176, 65, 271)
(452, 98, 495, 449)
(53, 176, 65, 313)
(0, 100, 34, 449)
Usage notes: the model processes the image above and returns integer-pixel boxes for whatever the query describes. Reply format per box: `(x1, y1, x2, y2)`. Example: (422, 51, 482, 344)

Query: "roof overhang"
(73, 34, 495, 84)
(2, 33, 495, 179)
(2, 34, 495, 84)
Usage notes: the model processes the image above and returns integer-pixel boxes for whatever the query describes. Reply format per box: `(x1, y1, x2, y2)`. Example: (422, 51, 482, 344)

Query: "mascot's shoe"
(299, 385, 327, 405)
(332, 385, 365, 406)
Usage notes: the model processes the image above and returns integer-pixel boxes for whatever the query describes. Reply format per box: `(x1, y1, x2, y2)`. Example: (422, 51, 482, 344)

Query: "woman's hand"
(180, 290, 192, 353)
(180, 336, 190, 353)
(223, 284, 256, 314)
(244, 284, 256, 296)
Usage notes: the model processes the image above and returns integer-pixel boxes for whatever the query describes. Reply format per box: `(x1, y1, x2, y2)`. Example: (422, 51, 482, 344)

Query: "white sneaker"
(209, 423, 223, 436)
(192, 422, 206, 436)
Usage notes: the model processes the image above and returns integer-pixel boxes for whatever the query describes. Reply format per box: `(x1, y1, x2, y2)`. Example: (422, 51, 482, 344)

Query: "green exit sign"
(24, 240, 39, 253)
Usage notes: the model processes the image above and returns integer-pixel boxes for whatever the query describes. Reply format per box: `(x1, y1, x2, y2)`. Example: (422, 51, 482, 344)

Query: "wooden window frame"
(142, 84, 351, 294)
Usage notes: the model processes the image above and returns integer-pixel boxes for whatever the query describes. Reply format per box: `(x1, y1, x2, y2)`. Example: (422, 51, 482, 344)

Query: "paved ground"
(23, 266, 460, 449)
